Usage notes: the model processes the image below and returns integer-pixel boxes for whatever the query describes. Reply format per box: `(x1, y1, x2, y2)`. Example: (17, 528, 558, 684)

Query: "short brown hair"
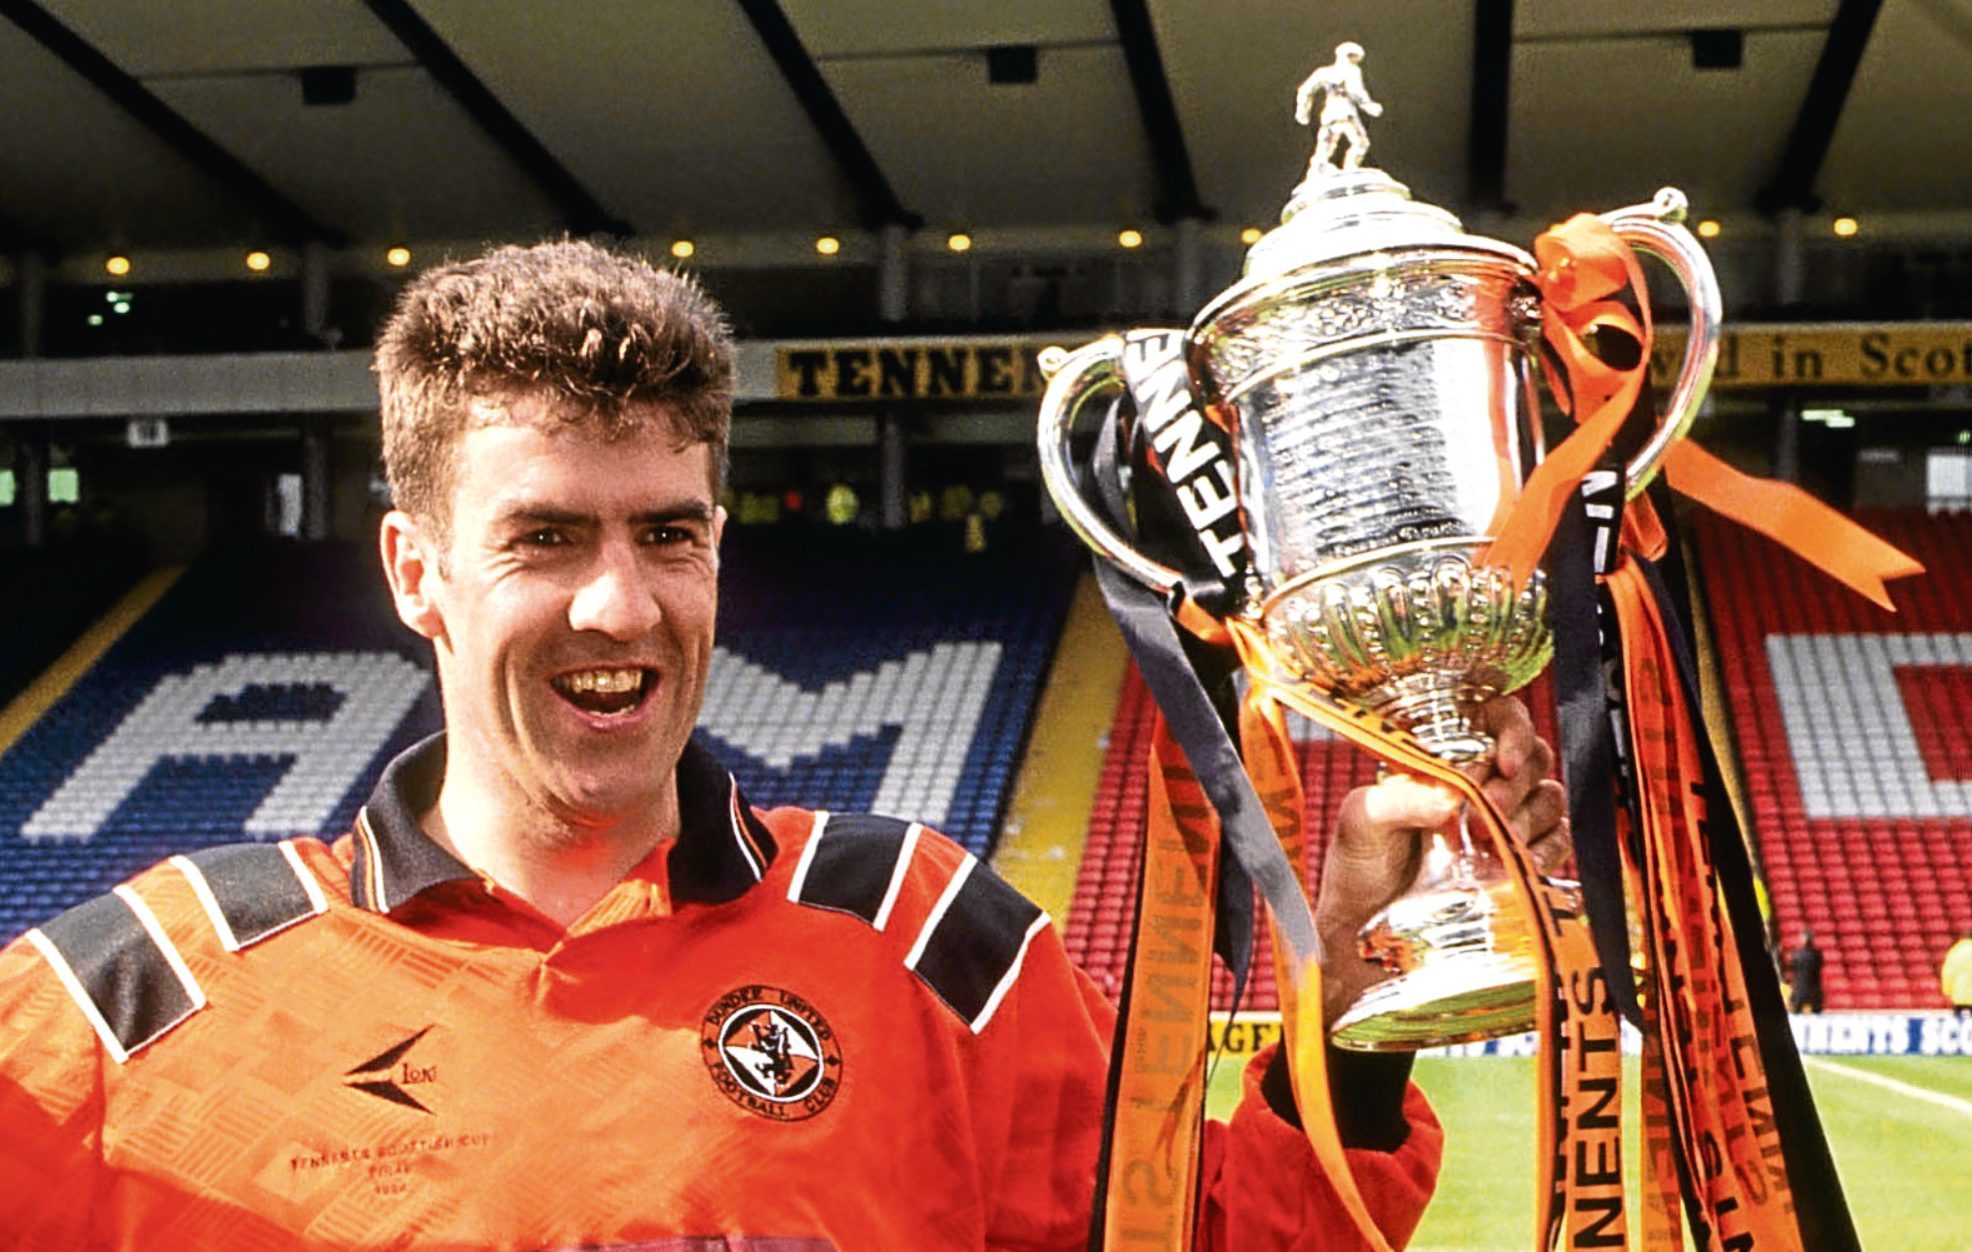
(376, 239, 733, 532)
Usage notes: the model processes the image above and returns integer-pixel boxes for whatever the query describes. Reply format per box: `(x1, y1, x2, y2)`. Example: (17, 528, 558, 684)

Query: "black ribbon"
(1641, 509, 1861, 1252)
(1550, 471, 1642, 1025)
(1092, 560, 1321, 971)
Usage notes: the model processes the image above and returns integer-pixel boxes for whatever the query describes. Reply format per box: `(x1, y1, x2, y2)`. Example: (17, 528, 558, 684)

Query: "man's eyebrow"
(631, 502, 718, 526)
(494, 501, 716, 527)
(496, 505, 594, 528)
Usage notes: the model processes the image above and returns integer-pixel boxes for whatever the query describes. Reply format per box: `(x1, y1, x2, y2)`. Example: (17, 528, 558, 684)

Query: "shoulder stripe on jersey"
(905, 854, 975, 971)
(905, 856, 1048, 1033)
(728, 780, 766, 881)
(352, 810, 389, 911)
(784, 810, 831, 903)
(970, 912, 1053, 1034)
(790, 812, 915, 925)
(171, 842, 328, 952)
(26, 886, 207, 1063)
(870, 823, 923, 933)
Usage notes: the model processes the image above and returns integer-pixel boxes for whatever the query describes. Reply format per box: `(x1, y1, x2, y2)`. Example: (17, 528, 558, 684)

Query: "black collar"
(350, 733, 778, 913)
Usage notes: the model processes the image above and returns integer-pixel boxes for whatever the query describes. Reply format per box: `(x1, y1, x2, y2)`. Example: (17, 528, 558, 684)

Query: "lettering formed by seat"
(1766, 632, 1972, 818)
(21, 651, 428, 841)
(697, 642, 1001, 830)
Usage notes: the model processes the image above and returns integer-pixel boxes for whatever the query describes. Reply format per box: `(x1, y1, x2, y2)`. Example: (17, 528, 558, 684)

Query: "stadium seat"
(0, 526, 1081, 941)
(1698, 509, 1972, 1010)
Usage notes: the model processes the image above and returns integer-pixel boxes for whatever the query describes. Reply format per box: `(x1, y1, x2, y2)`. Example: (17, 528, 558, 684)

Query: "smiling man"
(0, 240, 1568, 1249)
(379, 405, 727, 927)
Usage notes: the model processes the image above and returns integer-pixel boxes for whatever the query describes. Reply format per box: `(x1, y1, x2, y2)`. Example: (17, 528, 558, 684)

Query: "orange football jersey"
(0, 737, 1439, 1249)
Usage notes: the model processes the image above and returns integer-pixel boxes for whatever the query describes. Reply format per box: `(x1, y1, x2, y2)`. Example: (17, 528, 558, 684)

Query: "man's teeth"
(560, 668, 643, 694)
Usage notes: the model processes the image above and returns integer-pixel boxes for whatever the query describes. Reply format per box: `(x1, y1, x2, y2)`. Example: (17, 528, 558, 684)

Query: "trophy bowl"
(1038, 44, 1720, 1050)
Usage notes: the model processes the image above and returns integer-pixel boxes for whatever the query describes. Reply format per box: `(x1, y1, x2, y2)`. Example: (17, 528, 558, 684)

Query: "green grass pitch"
(1205, 1049, 1972, 1249)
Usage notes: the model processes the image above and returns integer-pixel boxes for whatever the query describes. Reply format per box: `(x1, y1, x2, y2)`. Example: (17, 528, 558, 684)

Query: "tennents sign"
(776, 340, 1055, 402)
(1652, 322, 1972, 389)
(772, 323, 1972, 403)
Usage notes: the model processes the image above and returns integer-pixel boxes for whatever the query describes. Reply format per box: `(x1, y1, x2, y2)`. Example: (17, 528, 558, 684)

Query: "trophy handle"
(1036, 336, 1185, 596)
(1598, 187, 1722, 500)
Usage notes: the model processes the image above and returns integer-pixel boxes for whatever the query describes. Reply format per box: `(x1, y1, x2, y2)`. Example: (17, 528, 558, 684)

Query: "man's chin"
(511, 725, 683, 825)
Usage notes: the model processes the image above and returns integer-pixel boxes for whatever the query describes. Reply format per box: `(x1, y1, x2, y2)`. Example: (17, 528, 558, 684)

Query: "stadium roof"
(0, 0, 1963, 272)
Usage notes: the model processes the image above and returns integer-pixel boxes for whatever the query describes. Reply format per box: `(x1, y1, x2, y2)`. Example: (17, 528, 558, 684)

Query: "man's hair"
(376, 239, 733, 532)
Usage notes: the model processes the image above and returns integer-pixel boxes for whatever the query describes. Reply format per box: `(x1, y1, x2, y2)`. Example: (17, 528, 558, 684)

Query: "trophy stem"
(1330, 685, 1547, 1052)
(1364, 676, 1495, 764)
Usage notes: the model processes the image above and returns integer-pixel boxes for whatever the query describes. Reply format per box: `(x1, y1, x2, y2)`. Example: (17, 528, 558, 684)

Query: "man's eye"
(519, 528, 567, 547)
(642, 525, 696, 546)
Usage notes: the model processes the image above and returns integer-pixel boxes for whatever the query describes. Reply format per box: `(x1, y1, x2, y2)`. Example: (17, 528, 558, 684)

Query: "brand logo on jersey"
(344, 1025, 438, 1115)
(700, 986, 842, 1121)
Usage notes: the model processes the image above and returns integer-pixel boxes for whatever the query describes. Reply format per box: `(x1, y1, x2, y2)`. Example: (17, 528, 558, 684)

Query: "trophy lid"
(1242, 43, 1530, 279)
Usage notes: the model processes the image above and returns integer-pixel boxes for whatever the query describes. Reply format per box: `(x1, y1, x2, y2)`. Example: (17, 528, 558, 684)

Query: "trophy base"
(1328, 951, 1537, 1052)
(1329, 874, 1583, 1052)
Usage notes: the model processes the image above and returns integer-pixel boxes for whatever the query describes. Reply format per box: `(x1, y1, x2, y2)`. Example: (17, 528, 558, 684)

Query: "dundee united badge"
(700, 986, 843, 1121)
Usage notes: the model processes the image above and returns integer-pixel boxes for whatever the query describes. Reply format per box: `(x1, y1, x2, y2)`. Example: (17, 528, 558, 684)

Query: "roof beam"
(361, 0, 629, 237)
(1466, 0, 1515, 214)
(0, 207, 55, 260)
(1757, 0, 1885, 215)
(1108, 0, 1211, 224)
(0, 0, 345, 248)
(735, 0, 919, 231)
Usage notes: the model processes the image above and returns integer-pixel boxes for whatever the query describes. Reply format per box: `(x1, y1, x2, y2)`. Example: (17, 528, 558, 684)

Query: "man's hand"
(1313, 696, 1569, 1027)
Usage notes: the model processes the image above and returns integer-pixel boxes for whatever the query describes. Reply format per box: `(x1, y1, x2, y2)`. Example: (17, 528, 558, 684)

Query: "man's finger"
(1484, 734, 1555, 816)
(1513, 779, 1567, 845)
(1474, 696, 1535, 777)
(1346, 773, 1459, 844)
(1525, 817, 1573, 874)
(1320, 776, 1451, 934)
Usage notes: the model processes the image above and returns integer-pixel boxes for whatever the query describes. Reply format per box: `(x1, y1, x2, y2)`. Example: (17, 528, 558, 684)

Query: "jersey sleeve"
(969, 912, 1440, 1251)
(1198, 1045, 1443, 1251)
(971, 918, 1118, 1249)
(0, 932, 109, 1249)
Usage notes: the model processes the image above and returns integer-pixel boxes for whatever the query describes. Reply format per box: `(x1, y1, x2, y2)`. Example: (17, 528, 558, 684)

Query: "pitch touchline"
(1803, 1055, 1972, 1119)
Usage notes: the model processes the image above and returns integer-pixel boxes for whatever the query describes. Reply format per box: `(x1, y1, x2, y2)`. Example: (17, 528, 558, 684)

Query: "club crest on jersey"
(700, 985, 842, 1121)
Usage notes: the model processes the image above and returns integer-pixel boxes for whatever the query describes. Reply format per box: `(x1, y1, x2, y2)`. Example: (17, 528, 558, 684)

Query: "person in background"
(1789, 929, 1825, 1014)
(1942, 927, 1972, 1019)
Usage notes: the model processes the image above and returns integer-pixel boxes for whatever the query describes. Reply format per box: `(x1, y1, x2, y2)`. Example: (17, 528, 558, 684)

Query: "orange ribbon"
(1481, 215, 1924, 611)
(1661, 441, 1923, 610)
(1228, 622, 1626, 1252)
(1607, 559, 1809, 1252)
(1102, 719, 1218, 1249)
(1234, 694, 1397, 1252)
(1484, 213, 1653, 588)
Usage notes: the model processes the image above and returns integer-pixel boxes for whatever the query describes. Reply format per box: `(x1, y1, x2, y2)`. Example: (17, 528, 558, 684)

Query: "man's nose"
(567, 547, 661, 640)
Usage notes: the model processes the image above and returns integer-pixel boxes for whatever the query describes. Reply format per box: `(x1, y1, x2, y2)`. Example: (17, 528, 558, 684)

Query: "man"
(1942, 927, 1972, 1019)
(1789, 930, 1825, 1014)
(0, 241, 1567, 1248)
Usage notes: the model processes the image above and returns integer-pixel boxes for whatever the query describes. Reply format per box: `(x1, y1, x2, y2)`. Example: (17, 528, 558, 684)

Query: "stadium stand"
(1068, 510, 1971, 1017)
(0, 539, 146, 709)
(0, 541, 438, 941)
(0, 524, 1079, 942)
(1697, 509, 1972, 1010)
(699, 520, 1081, 856)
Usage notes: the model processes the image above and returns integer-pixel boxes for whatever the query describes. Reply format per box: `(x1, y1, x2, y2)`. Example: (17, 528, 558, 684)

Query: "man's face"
(390, 397, 724, 834)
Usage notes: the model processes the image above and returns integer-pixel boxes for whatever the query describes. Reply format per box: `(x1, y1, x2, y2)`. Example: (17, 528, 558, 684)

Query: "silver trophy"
(1039, 45, 1721, 1049)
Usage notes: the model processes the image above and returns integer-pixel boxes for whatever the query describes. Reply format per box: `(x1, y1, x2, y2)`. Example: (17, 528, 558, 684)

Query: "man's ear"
(380, 510, 446, 640)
